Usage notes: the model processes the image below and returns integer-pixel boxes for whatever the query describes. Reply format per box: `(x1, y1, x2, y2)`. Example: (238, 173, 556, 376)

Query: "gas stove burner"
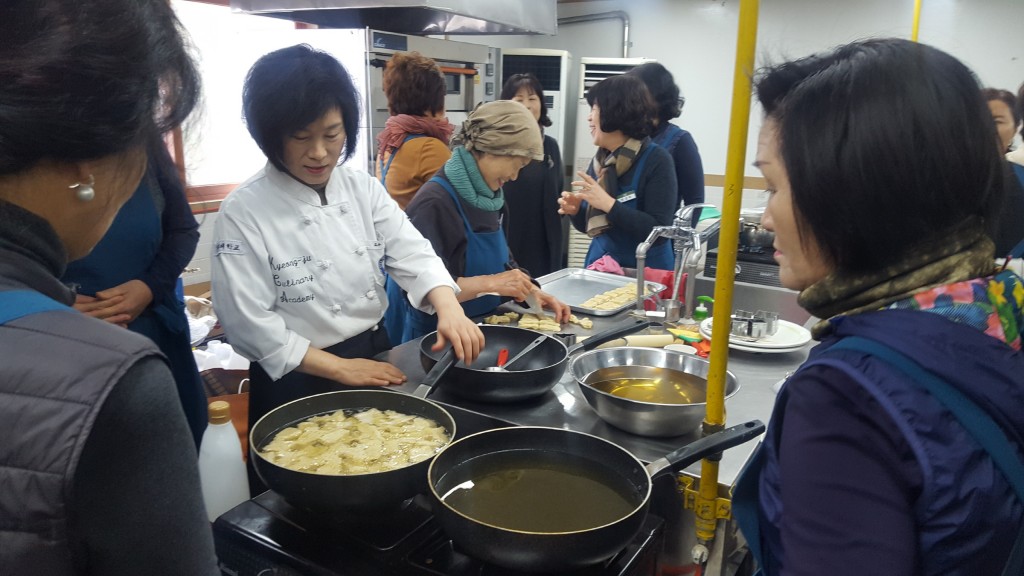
(405, 515, 664, 575)
(407, 536, 619, 575)
(253, 490, 434, 552)
(214, 491, 664, 576)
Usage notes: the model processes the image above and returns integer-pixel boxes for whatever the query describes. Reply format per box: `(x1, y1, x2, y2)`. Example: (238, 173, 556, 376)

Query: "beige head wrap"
(454, 100, 544, 161)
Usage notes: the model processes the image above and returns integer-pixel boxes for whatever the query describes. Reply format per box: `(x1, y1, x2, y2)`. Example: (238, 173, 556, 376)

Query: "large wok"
(249, 350, 460, 513)
(570, 347, 741, 437)
(427, 421, 765, 573)
(419, 320, 655, 403)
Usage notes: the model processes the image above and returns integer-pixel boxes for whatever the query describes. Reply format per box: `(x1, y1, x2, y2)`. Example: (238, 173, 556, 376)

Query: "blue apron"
(584, 144, 674, 270)
(62, 174, 207, 447)
(397, 176, 509, 342)
(381, 134, 427, 345)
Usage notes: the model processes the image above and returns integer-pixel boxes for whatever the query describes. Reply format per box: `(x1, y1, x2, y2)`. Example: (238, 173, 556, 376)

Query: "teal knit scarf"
(444, 147, 504, 211)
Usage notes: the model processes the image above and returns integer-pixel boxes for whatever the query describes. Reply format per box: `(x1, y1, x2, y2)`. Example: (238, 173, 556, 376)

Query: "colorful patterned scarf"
(884, 270, 1023, 350)
(585, 138, 646, 237)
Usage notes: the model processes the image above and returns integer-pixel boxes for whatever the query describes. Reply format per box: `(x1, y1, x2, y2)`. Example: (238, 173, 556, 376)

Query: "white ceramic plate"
(699, 317, 811, 351)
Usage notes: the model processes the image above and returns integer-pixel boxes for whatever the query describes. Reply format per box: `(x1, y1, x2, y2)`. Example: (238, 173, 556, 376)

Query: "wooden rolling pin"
(595, 334, 678, 349)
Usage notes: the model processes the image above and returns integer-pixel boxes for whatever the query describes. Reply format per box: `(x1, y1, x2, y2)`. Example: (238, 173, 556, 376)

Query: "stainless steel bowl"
(569, 348, 740, 437)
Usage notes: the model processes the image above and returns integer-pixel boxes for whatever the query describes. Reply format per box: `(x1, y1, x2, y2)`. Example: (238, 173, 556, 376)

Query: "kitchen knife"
(519, 292, 548, 316)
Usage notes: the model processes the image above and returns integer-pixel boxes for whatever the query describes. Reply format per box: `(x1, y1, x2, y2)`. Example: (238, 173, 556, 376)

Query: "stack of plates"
(699, 318, 811, 354)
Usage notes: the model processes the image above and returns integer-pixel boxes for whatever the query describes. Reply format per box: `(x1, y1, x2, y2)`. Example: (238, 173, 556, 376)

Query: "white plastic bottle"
(197, 400, 250, 521)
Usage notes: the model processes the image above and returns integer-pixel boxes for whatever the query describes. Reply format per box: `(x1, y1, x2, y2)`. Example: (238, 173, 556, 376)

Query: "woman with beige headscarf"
(390, 100, 571, 342)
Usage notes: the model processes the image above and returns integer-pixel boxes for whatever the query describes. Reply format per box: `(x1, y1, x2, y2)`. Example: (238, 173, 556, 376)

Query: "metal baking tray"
(536, 268, 666, 317)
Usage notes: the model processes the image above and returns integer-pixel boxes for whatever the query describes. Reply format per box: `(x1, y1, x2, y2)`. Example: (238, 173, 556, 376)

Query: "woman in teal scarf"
(392, 100, 570, 342)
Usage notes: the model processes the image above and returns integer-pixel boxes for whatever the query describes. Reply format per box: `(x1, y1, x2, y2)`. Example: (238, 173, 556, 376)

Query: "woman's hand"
(570, 171, 615, 213)
(334, 357, 407, 387)
(534, 290, 572, 323)
(489, 268, 535, 300)
(73, 294, 133, 327)
(557, 190, 583, 216)
(298, 346, 405, 386)
(76, 280, 154, 327)
(427, 286, 485, 366)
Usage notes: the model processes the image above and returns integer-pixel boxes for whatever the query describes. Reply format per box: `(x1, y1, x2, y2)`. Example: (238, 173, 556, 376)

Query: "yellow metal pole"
(692, 0, 760, 547)
(911, 0, 922, 42)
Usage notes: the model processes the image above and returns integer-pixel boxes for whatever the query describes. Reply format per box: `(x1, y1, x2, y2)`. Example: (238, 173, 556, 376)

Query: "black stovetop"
(213, 491, 664, 576)
(212, 402, 664, 576)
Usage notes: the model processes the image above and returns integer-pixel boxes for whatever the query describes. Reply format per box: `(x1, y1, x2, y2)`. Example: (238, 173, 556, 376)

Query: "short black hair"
(586, 74, 656, 140)
(500, 73, 552, 128)
(243, 44, 361, 171)
(628, 62, 683, 125)
(755, 38, 1004, 273)
(0, 0, 200, 176)
(982, 87, 1021, 127)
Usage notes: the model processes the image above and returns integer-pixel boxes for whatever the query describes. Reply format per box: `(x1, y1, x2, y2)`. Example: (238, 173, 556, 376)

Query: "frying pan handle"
(645, 420, 766, 479)
(412, 347, 457, 399)
(569, 319, 659, 354)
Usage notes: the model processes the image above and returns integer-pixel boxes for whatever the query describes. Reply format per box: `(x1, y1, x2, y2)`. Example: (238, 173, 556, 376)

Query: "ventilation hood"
(230, 0, 557, 35)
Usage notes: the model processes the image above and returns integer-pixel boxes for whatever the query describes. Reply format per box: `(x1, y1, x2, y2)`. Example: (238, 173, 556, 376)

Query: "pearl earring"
(70, 175, 95, 202)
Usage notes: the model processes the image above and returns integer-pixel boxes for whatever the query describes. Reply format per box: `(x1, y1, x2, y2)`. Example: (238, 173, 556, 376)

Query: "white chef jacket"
(210, 162, 458, 380)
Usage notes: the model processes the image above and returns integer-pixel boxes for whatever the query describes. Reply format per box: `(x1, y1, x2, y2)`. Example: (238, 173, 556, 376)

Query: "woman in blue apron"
(376, 51, 455, 343)
(732, 39, 1024, 575)
(558, 73, 678, 271)
(628, 62, 705, 226)
(63, 138, 207, 448)
(393, 100, 571, 342)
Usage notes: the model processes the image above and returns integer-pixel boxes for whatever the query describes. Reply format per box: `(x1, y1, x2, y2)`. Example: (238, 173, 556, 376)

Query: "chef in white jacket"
(211, 45, 484, 493)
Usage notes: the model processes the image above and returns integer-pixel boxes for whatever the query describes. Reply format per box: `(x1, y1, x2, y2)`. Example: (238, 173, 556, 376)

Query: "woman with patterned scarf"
(393, 100, 571, 343)
(731, 39, 1024, 576)
(558, 73, 678, 269)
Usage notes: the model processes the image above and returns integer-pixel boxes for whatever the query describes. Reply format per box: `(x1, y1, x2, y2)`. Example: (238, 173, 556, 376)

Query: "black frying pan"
(427, 420, 765, 572)
(418, 319, 656, 403)
(248, 349, 460, 513)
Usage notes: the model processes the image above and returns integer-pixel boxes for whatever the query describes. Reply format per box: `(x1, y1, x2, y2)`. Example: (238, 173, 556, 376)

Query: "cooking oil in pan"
(438, 450, 639, 532)
(590, 374, 707, 404)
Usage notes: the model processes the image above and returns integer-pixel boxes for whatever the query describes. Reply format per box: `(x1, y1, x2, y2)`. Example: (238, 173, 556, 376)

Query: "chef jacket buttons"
(339, 202, 350, 214)
(301, 216, 313, 225)
(355, 247, 365, 256)
(317, 260, 331, 270)
(330, 304, 342, 313)
(365, 290, 376, 300)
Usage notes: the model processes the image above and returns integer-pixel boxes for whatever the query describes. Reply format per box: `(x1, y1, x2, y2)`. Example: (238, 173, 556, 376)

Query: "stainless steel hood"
(230, 0, 557, 35)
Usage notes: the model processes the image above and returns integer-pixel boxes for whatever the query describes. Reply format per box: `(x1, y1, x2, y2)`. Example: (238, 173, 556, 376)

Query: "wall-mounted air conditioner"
(501, 49, 573, 154)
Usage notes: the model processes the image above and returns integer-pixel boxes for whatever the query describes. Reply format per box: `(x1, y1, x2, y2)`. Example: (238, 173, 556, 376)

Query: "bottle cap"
(693, 296, 714, 322)
(208, 400, 232, 425)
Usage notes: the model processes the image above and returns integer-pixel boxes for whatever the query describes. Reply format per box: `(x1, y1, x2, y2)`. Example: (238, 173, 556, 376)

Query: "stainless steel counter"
(381, 278, 814, 574)
(382, 306, 810, 487)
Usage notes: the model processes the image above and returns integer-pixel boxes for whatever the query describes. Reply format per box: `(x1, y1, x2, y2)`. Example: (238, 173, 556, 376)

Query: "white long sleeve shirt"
(210, 162, 457, 380)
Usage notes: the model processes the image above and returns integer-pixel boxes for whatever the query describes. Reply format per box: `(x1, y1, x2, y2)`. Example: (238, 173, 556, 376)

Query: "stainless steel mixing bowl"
(569, 347, 740, 437)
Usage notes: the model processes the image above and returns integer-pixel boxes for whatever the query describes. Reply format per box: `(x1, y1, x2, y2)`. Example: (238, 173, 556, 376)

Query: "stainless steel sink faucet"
(635, 203, 722, 323)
